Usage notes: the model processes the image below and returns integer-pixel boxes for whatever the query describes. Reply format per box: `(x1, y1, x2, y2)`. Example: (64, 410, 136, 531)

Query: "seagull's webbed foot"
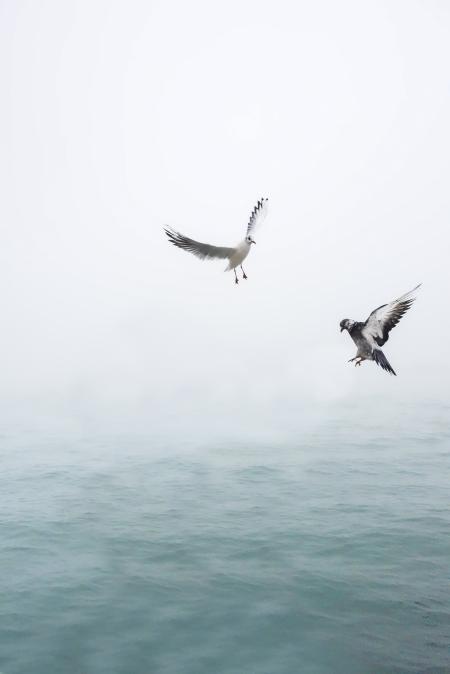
(234, 269, 239, 284)
(240, 265, 247, 280)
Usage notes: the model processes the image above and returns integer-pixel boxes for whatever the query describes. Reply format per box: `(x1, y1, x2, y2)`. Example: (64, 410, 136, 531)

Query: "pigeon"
(340, 285, 421, 376)
(164, 198, 269, 284)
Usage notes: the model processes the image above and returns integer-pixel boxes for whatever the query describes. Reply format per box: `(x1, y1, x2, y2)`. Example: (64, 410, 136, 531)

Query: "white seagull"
(164, 198, 269, 284)
(340, 284, 421, 376)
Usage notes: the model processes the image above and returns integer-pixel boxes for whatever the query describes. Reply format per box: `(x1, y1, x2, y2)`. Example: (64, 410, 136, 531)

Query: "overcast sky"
(1, 0, 449, 434)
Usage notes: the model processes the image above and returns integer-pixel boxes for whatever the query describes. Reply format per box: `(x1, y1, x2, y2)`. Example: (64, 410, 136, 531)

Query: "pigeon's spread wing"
(247, 198, 269, 236)
(164, 228, 234, 261)
(362, 285, 421, 347)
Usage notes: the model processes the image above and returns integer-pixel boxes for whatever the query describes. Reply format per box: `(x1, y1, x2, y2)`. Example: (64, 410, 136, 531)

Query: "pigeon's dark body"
(340, 285, 421, 376)
(347, 322, 373, 359)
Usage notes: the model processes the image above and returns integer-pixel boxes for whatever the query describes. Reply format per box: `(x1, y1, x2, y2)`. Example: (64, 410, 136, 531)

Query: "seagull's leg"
(348, 357, 357, 362)
(234, 268, 239, 284)
(240, 265, 248, 280)
(355, 358, 365, 367)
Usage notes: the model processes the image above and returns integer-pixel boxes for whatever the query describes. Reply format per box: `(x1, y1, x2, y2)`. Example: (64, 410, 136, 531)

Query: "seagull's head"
(340, 319, 350, 333)
(246, 235, 256, 245)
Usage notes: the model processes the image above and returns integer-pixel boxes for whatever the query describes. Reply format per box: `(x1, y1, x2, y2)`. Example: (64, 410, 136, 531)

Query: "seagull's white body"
(226, 240, 252, 271)
(164, 198, 268, 284)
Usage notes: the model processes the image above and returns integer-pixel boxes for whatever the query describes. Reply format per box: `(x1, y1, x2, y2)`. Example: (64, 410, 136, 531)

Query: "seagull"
(340, 285, 421, 376)
(164, 198, 269, 284)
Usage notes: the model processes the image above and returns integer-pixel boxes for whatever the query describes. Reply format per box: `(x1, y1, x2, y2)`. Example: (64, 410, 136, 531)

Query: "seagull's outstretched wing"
(164, 227, 235, 261)
(362, 284, 421, 347)
(247, 198, 269, 236)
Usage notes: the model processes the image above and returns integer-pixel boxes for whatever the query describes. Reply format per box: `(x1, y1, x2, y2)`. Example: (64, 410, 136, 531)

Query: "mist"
(1, 0, 449, 436)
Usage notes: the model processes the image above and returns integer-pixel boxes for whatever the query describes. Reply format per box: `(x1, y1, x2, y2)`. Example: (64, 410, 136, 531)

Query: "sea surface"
(1, 403, 450, 674)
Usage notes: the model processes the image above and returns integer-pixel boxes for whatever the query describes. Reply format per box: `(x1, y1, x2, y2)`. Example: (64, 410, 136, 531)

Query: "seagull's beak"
(251, 239, 256, 244)
(340, 327, 344, 332)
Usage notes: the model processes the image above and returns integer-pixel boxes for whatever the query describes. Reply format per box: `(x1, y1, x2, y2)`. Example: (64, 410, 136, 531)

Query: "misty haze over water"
(1, 0, 450, 672)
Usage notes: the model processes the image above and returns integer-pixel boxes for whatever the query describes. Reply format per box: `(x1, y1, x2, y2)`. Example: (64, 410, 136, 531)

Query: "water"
(1, 404, 450, 674)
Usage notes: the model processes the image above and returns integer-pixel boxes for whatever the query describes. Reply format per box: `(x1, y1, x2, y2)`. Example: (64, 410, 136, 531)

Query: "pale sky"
(1, 0, 449, 434)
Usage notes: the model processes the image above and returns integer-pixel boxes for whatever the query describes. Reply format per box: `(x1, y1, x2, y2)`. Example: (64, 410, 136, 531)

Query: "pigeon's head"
(340, 319, 351, 333)
(246, 235, 256, 245)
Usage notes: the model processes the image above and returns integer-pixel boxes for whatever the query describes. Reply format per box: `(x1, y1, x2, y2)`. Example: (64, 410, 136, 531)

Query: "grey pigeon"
(164, 198, 269, 284)
(340, 285, 421, 375)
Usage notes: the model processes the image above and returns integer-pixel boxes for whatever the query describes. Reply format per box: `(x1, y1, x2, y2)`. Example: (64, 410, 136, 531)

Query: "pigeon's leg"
(234, 268, 239, 284)
(240, 265, 248, 280)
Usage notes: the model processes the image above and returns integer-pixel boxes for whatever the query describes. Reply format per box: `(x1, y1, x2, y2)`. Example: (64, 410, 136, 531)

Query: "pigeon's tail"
(373, 349, 396, 376)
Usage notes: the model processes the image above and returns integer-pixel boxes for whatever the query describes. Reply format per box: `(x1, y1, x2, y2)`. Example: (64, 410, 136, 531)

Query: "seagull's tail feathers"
(373, 349, 396, 376)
